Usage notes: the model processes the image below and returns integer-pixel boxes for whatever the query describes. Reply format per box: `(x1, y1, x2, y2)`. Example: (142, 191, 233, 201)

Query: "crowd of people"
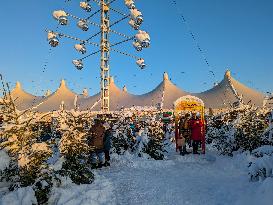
(85, 111, 206, 169)
(176, 112, 205, 155)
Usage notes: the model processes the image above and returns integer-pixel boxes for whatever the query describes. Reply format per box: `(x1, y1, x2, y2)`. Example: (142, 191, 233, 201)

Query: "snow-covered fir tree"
(53, 109, 94, 185)
(0, 77, 53, 204)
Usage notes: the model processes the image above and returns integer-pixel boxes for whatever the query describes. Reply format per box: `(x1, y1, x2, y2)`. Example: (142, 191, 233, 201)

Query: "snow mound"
(252, 145, 273, 157)
(235, 178, 273, 205)
(49, 174, 116, 205)
(248, 155, 273, 181)
(0, 187, 37, 205)
(111, 152, 175, 169)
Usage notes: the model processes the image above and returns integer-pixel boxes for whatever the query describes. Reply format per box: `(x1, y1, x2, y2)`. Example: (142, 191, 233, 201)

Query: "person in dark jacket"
(88, 119, 105, 168)
(179, 113, 191, 155)
(0, 115, 3, 126)
(103, 122, 112, 167)
(190, 113, 204, 154)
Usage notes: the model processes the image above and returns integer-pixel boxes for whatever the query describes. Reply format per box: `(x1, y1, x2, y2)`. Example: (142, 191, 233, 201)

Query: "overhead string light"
(171, 0, 216, 82)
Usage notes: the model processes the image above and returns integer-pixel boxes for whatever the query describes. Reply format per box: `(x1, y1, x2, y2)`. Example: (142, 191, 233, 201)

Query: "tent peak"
(225, 69, 232, 79)
(82, 88, 89, 97)
(15, 81, 21, 89)
(163, 72, 169, 81)
(60, 79, 66, 88)
(123, 85, 127, 92)
(45, 90, 51, 97)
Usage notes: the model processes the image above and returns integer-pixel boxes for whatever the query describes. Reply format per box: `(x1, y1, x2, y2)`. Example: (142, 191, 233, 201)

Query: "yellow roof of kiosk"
(174, 95, 205, 113)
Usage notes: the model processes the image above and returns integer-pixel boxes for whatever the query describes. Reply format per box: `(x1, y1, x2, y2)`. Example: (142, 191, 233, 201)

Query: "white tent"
(131, 72, 189, 109)
(194, 70, 265, 109)
(9, 82, 43, 110)
(34, 80, 78, 112)
(78, 77, 138, 111)
(10, 71, 267, 112)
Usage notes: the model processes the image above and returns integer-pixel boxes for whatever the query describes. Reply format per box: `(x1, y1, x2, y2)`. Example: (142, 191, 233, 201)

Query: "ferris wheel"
(46, 0, 151, 112)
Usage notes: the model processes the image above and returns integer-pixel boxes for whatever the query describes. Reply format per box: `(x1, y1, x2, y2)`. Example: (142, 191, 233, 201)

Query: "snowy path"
(100, 152, 253, 205)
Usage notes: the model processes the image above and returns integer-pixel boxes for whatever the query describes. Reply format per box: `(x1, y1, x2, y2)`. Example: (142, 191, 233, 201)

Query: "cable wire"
(108, 0, 118, 5)
(79, 49, 101, 60)
(110, 7, 128, 17)
(86, 9, 101, 20)
(110, 48, 139, 60)
(109, 29, 132, 39)
(91, 0, 100, 6)
(110, 15, 130, 28)
(86, 31, 101, 41)
(46, 30, 100, 47)
(110, 36, 134, 47)
(67, 13, 100, 27)
(171, 0, 215, 75)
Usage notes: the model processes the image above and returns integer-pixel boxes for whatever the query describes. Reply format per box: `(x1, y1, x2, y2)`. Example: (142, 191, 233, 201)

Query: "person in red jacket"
(190, 113, 204, 154)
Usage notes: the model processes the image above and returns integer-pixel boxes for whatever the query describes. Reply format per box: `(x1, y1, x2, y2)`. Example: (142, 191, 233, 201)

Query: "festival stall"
(174, 95, 206, 154)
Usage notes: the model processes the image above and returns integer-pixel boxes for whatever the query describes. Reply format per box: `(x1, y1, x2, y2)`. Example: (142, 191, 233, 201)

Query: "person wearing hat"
(88, 118, 106, 169)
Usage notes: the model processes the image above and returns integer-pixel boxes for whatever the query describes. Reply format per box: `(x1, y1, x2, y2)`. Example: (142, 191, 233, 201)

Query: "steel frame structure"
(100, 0, 110, 112)
(47, 0, 150, 112)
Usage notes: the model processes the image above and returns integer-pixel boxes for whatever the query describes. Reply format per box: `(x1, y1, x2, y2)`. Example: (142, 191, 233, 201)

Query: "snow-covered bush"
(111, 121, 136, 155)
(248, 146, 273, 182)
(235, 107, 267, 152)
(0, 186, 38, 205)
(206, 115, 236, 156)
(108, 111, 167, 160)
(206, 106, 269, 155)
(143, 121, 166, 160)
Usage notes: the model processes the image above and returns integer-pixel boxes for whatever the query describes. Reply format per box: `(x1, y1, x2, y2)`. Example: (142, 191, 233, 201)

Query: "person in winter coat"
(190, 113, 204, 154)
(177, 116, 185, 155)
(178, 113, 191, 155)
(88, 118, 106, 169)
(103, 122, 112, 167)
(0, 115, 3, 126)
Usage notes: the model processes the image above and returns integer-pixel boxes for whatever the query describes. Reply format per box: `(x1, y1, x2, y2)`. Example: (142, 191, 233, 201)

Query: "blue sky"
(0, 0, 272, 96)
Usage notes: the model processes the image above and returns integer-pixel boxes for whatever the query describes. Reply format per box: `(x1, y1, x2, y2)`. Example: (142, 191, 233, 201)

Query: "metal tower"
(100, 0, 110, 112)
(47, 0, 150, 112)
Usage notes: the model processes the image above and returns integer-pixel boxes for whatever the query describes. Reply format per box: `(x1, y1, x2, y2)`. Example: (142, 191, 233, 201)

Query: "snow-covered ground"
(1, 146, 273, 205)
(96, 148, 273, 205)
